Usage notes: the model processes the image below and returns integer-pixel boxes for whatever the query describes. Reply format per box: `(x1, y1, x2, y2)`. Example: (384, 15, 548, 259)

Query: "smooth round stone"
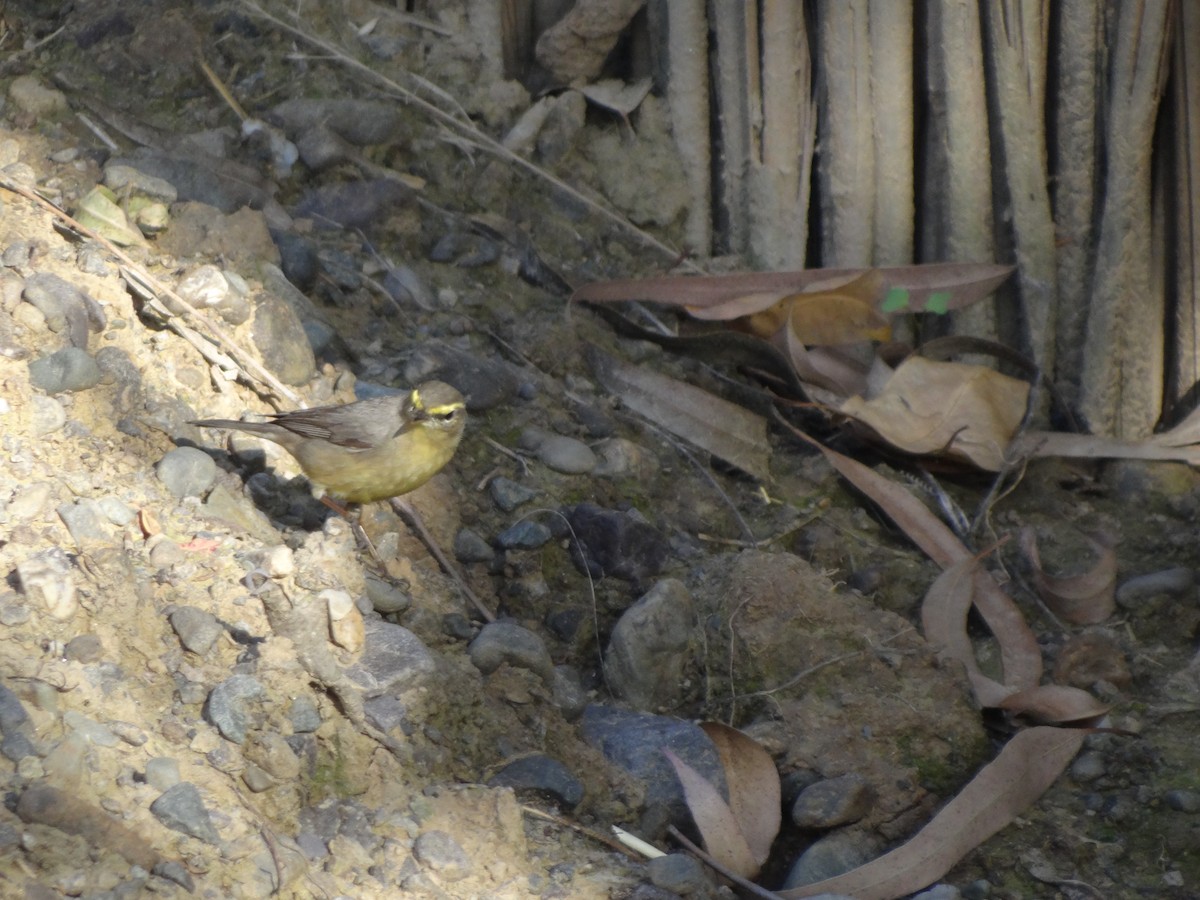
(468, 622, 553, 682)
(495, 520, 552, 551)
(453, 528, 495, 563)
(536, 434, 597, 474)
(28, 347, 102, 393)
(412, 830, 471, 882)
(488, 476, 537, 512)
(156, 446, 218, 498)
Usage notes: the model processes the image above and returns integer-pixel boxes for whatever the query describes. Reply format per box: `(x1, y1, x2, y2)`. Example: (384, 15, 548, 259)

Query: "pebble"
(205, 674, 267, 744)
(782, 829, 884, 889)
(325, 588, 365, 652)
(488, 476, 538, 512)
(604, 578, 694, 710)
(56, 499, 111, 545)
(0, 685, 34, 762)
(364, 573, 410, 614)
(16, 550, 77, 621)
(22, 272, 102, 348)
(174, 264, 250, 324)
(1070, 750, 1106, 783)
(551, 667, 588, 720)
(243, 764, 275, 793)
(913, 885, 962, 900)
(1165, 789, 1200, 813)
(262, 545, 294, 578)
(412, 830, 472, 881)
(156, 446, 218, 498)
(344, 619, 438, 695)
(169, 605, 225, 656)
(63, 633, 103, 663)
(593, 437, 656, 478)
(29, 394, 66, 436)
(8, 482, 53, 520)
(468, 622, 554, 683)
(290, 696, 322, 733)
(566, 503, 671, 585)
(7, 75, 68, 117)
(97, 496, 136, 526)
(647, 853, 710, 896)
(63, 710, 119, 747)
(790, 773, 877, 829)
(245, 731, 302, 780)
(150, 783, 220, 844)
(108, 721, 147, 746)
(453, 528, 495, 564)
(1115, 567, 1194, 608)
(488, 754, 584, 808)
(250, 287, 316, 387)
(579, 705, 725, 838)
(144, 757, 181, 791)
(28, 347, 103, 393)
(521, 428, 597, 474)
(103, 163, 179, 202)
(148, 537, 186, 568)
(382, 265, 433, 309)
(495, 519, 552, 551)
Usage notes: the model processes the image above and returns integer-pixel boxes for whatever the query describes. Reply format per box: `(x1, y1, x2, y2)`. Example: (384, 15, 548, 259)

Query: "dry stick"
(666, 826, 783, 900)
(238, 0, 700, 272)
(0, 177, 302, 408)
(519, 805, 644, 861)
(389, 498, 495, 623)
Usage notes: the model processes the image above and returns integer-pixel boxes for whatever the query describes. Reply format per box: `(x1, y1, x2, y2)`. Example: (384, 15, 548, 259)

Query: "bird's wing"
(271, 396, 402, 449)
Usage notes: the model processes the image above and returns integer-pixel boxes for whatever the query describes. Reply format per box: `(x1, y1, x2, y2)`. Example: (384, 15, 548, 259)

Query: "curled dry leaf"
(663, 748, 760, 879)
(996, 684, 1110, 726)
(699, 722, 781, 868)
(786, 427, 1042, 689)
(778, 727, 1086, 900)
(921, 557, 1016, 708)
(840, 356, 1030, 471)
(1020, 528, 1117, 624)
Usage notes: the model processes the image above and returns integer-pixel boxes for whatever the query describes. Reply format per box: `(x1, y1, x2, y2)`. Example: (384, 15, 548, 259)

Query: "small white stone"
(323, 589, 364, 653)
(263, 546, 294, 578)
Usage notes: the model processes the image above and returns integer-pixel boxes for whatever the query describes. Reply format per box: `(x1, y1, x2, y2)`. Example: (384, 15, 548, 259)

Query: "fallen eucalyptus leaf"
(663, 748, 760, 878)
(841, 356, 1030, 471)
(590, 350, 772, 481)
(779, 727, 1086, 899)
(1020, 528, 1117, 624)
(699, 722, 781, 868)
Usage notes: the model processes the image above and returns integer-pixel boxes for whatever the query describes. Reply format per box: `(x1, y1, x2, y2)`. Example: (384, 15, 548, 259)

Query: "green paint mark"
(881, 287, 910, 312)
(926, 291, 951, 314)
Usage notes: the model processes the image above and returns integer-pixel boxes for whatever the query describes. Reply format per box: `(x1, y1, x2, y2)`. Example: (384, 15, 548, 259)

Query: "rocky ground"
(1, 2, 1199, 898)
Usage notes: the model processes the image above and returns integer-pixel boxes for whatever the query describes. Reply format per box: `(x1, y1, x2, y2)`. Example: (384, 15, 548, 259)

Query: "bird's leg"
(320, 496, 385, 567)
(389, 497, 495, 623)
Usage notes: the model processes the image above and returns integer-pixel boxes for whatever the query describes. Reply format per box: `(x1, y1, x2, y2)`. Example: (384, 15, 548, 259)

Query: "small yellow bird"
(191, 381, 466, 504)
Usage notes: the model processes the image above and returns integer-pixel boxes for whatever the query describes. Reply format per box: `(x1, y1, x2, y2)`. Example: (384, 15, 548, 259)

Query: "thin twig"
(390, 497, 495, 622)
(0, 177, 301, 407)
(238, 0, 701, 271)
(520, 806, 643, 860)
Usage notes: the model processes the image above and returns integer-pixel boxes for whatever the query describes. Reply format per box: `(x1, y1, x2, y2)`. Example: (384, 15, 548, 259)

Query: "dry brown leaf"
(781, 428, 1043, 690)
(663, 749, 760, 879)
(779, 726, 1086, 899)
(841, 357, 1030, 471)
(699, 722, 781, 868)
(589, 351, 772, 481)
(574, 262, 1015, 315)
(921, 557, 1016, 708)
(694, 271, 890, 347)
(778, 330, 873, 399)
(996, 684, 1110, 725)
(1020, 528, 1117, 624)
(1010, 429, 1200, 465)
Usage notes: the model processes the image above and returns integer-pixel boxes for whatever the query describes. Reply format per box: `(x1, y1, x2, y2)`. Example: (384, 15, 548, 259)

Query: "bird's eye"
(434, 408, 460, 422)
